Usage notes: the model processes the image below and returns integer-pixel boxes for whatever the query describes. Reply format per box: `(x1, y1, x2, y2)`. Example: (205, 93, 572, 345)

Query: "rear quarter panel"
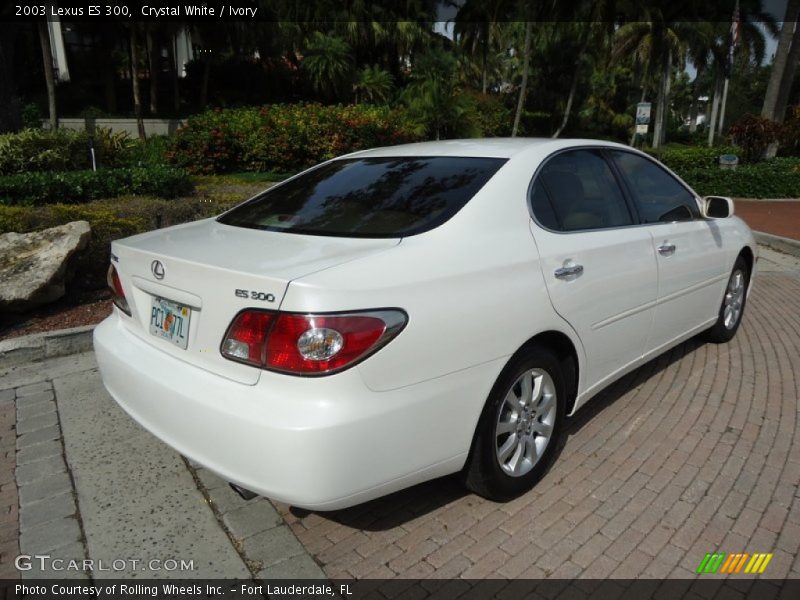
(280, 155, 585, 394)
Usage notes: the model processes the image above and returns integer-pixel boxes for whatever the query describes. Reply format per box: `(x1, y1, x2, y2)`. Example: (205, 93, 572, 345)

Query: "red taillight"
(220, 311, 275, 367)
(267, 314, 386, 373)
(220, 309, 406, 375)
(107, 264, 131, 316)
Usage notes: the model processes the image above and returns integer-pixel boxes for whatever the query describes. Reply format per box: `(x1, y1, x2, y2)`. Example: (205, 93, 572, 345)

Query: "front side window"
(609, 150, 700, 223)
(531, 149, 633, 231)
(218, 156, 507, 238)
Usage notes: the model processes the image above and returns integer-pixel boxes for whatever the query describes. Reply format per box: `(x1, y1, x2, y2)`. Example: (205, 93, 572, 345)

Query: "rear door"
(528, 148, 658, 394)
(607, 150, 727, 351)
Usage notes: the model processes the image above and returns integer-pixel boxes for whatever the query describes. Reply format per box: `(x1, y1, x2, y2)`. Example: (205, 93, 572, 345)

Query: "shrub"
(728, 114, 784, 163)
(466, 92, 514, 137)
(0, 166, 193, 206)
(0, 127, 135, 175)
(646, 144, 739, 172)
(121, 134, 171, 167)
(166, 104, 423, 174)
(21, 103, 43, 129)
(0, 195, 241, 289)
(676, 158, 800, 198)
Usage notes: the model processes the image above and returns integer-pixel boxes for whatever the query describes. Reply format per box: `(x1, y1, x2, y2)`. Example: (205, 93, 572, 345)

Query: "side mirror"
(702, 196, 734, 219)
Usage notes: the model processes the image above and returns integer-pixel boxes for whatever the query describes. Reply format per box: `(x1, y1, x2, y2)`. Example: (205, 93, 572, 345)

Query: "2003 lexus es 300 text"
(95, 138, 756, 509)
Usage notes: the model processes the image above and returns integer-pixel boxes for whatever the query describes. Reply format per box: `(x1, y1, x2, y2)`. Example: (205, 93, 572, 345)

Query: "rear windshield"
(217, 156, 507, 238)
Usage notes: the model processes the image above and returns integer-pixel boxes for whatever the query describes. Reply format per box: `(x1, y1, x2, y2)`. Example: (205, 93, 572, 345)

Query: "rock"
(0, 221, 91, 313)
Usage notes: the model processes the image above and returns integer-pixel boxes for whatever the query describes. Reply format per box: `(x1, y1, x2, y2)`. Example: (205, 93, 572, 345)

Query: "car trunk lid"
(111, 218, 399, 384)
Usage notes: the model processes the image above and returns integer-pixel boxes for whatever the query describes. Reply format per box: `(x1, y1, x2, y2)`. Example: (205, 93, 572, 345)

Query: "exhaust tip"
(229, 483, 258, 501)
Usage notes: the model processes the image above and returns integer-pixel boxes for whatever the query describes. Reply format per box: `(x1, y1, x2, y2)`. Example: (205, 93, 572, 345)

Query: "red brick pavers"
(0, 390, 19, 579)
(736, 200, 800, 241)
(276, 273, 800, 579)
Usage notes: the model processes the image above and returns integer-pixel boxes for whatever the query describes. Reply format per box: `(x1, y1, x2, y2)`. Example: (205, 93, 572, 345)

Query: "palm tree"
(453, 0, 514, 94)
(401, 47, 479, 139)
(684, 22, 717, 134)
(703, 2, 775, 144)
(129, 24, 146, 139)
(614, 14, 701, 147)
(511, 21, 532, 137)
(353, 65, 393, 103)
(302, 32, 354, 103)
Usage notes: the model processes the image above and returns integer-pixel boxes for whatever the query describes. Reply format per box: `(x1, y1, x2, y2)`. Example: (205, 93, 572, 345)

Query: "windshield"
(217, 156, 507, 238)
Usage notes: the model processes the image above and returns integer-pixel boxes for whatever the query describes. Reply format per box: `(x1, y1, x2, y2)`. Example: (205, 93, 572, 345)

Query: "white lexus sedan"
(94, 139, 756, 510)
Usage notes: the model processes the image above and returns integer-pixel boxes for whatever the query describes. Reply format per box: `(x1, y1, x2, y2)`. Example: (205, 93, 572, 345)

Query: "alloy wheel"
(495, 368, 557, 477)
(723, 269, 746, 330)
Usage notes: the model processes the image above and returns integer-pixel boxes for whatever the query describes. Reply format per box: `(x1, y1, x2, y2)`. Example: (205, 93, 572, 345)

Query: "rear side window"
(218, 156, 507, 238)
(532, 149, 633, 231)
(609, 151, 700, 223)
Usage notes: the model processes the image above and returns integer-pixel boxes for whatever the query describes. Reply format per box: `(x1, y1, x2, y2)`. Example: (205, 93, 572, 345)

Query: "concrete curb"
(0, 325, 95, 368)
(755, 230, 800, 258)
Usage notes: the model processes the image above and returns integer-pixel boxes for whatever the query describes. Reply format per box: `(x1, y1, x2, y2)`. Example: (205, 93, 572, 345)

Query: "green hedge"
(677, 158, 800, 198)
(646, 145, 740, 172)
(0, 127, 134, 175)
(166, 103, 423, 174)
(0, 167, 193, 206)
(647, 145, 800, 198)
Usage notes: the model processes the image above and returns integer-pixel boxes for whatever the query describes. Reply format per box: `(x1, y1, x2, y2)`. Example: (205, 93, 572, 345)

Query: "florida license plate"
(149, 297, 191, 349)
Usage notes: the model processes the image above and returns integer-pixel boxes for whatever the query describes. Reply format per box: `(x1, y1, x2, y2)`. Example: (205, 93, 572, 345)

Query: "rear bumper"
(93, 313, 501, 509)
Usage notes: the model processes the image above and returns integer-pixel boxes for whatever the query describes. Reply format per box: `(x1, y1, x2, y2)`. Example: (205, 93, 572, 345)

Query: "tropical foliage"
(4, 0, 799, 157)
(166, 104, 422, 174)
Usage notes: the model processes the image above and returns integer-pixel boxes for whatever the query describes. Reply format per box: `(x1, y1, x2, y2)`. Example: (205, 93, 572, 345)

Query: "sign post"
(634, 102, 651, 146)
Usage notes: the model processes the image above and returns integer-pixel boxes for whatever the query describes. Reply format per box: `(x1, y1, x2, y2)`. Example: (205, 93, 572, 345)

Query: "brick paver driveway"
(277, 257, 800, 580)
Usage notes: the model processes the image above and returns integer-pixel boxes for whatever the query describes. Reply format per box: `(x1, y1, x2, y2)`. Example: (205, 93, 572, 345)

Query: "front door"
(607, 150, 728, 351)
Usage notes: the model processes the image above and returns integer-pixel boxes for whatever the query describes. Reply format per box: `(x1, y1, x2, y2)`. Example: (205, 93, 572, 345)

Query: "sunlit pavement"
(277, 247, 800, 579)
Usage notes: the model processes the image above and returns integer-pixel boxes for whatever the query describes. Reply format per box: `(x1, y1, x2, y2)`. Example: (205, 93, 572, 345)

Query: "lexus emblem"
(151, 260, 165, 280)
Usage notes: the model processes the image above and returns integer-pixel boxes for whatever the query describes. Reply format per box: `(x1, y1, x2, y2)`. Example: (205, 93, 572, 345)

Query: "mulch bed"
(0, 289, 112, 341)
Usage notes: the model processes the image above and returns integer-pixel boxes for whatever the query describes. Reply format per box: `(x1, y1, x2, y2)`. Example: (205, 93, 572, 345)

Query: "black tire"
(705, 256, 750, 344)
(463, 345, 566, 501)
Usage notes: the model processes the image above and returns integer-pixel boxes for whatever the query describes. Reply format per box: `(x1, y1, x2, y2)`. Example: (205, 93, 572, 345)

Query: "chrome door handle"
(658, 243, 676, 256)
(554, 264, 584, 279)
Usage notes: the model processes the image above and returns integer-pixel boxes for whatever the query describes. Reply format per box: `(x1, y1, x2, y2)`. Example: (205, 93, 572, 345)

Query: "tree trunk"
(652, 50, 671, 149)
(146, 28, 159, 115)
(481, 22, 489, 94)
(512, 21, 532, 138)
(707, 72, 722, 147)
(38, 21, 57, 130)
(130, 26, 146, 140)
(762, 0, 800, 120)
(718, 76, 731, 134)
(553, 22, 592, 139)
(167, 34, 180, 112)
(553, 70, 578, 139)
(688, 64, 704, 133)
(774, 23, 800, 122)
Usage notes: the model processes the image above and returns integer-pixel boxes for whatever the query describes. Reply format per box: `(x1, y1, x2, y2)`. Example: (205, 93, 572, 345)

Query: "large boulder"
(0, 221, 91, 313)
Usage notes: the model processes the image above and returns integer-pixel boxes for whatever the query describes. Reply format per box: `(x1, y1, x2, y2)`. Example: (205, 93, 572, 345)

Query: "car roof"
(345, 138, 632, 159)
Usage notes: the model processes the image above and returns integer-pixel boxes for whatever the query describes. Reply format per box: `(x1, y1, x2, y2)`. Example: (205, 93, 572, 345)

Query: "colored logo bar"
(696, 552, 773, 574)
